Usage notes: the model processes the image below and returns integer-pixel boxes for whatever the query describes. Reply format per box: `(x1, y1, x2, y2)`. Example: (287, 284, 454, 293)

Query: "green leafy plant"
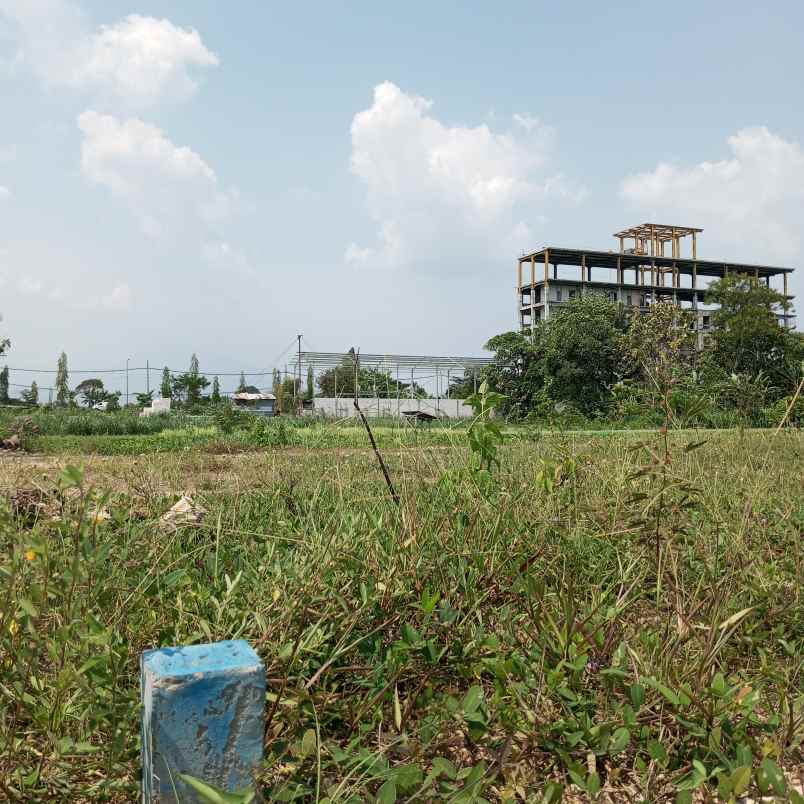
(465, 380, 506, 472)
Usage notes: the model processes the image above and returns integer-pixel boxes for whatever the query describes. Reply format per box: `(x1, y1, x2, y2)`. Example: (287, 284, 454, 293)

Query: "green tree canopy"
(178, 353, 209, 407)
(482, 331, 544, 417)
(541, 294, 628, 414)
(0, 366, 9, 403)
(75, 378, 106, 408)
(705, 274, 802, 392)
(211, 375, 221, 403)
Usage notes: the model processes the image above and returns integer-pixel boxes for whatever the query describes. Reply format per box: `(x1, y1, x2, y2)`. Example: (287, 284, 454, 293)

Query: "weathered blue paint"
(141, 640, 265, 803)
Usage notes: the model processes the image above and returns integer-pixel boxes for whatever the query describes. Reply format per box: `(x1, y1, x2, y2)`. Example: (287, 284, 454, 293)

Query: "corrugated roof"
(232, 392, 276, 401)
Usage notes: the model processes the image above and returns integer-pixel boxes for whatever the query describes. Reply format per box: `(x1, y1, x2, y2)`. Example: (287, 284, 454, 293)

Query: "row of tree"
(470, 275, 803, 420)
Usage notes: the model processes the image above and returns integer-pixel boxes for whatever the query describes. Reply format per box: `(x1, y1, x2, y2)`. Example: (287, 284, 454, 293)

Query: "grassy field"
(1, 425, 802, 802)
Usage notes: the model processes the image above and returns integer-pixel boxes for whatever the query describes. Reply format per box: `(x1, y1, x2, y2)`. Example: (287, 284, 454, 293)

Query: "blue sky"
(1, 0, 803, 397)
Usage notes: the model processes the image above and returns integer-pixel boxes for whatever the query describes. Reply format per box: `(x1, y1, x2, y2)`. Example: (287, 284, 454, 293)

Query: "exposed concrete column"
(530, 256, 536, 337)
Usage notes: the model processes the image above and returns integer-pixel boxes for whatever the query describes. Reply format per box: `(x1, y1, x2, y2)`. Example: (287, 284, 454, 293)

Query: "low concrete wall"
(308, 397, 474, 419)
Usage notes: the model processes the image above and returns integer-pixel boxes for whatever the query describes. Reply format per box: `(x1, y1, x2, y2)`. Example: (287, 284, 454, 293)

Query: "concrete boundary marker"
(141, 640, 265, 803)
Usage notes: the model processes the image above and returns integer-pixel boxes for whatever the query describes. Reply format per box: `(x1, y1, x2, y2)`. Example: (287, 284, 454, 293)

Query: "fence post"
(141, 640, 265, 803)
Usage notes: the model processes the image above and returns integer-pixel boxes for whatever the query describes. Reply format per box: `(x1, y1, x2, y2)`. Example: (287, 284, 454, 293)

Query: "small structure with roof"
(231, 391, 276, 416)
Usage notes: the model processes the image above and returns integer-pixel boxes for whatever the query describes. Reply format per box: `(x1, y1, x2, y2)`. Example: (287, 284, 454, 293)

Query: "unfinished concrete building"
(517, 224, 795, 344)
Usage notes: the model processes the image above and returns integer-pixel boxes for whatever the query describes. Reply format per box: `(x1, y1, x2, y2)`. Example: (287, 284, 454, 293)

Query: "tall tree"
(306, 366, 314, 400)
(21, 380, 39, 405)
(621, 301, 696, 416)
(160, 367, 172, 399)
(236, 371, 248, 393)
(55, 351, 69, 406)
(0, 366, 9, 403)
(482, 331, 544, 417)
(705, 274, 802, 391)
(541, 294, 628, 414)
(182, 353, 209, 407)
(211, 375, 221, 403)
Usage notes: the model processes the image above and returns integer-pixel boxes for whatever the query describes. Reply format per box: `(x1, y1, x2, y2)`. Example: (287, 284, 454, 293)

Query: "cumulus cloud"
(621, 126, 804, 263)
(346, 81, 581, 270)
(78, 110, 232, 237)
(0, 0, 218, 107)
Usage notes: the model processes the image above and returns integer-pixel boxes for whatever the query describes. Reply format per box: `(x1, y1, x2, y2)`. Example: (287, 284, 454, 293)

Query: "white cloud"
(99, 282, 131, 311)
(621, 126, 804, 263)
(0, 1, 218, 108)
(0, 185, 9, 201)
(347, 81, 581, 270)
(78, 110, 231, 237)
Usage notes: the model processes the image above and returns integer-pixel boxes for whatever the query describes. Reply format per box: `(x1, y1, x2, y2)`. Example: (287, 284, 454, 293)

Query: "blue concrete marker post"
(141, 640, 265, 803)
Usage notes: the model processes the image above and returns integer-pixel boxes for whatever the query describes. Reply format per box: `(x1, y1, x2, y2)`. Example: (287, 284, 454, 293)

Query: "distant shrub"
(3, 408, 210, 437)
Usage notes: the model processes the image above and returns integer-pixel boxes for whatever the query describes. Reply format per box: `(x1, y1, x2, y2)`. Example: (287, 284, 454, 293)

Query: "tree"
(75, 378, 106, 408)
(21, 380, 39, 405)
(316, 358, 423, 398)
(482, 331, 544, 417)
(448, 370, 480, 399)
(705, 274, 802, 392)
(211, 375, 221, 404)
(105, 391, 121, 412)
(541, 294, 628, 414)
(160, 367, 172, 399)
(179, 353, 209, 407)
(236, 371, 248, 393)
(136, 390, 154, 407)
(55, 351, 69, 406)
(306, 366, 314, 400)
(0, 366, 8, 403)
(621, 301, 697, 422)
(172, 371, 210, 406)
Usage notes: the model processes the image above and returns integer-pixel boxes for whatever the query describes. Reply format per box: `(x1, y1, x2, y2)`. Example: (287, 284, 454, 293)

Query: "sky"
(1, 0, 803, 397)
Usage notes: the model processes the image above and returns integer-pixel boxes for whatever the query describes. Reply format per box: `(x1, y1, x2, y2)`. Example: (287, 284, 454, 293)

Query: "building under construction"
(517, 224, 795, 342)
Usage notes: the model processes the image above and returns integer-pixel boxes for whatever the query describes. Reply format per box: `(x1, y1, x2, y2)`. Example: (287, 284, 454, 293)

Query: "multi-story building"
(517, 224, 795, 345)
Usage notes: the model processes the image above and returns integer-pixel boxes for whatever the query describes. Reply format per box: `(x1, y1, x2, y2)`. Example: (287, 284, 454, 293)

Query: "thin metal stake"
(352, 348, 399, 506)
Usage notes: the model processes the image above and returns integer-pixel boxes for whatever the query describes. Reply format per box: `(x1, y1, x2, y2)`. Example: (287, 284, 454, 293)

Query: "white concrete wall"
(308, 397, 475, 419)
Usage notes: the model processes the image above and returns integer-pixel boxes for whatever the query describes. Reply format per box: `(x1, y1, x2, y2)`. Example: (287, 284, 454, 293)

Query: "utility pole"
(297, 333, 302, 415)
(146, 360, 150, 395)
(126, 357, 131, 407)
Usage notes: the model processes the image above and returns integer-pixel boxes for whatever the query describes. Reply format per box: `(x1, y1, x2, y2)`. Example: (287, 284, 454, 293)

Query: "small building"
(231, 391, 276, 416)
(140, 397, 171, 417)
